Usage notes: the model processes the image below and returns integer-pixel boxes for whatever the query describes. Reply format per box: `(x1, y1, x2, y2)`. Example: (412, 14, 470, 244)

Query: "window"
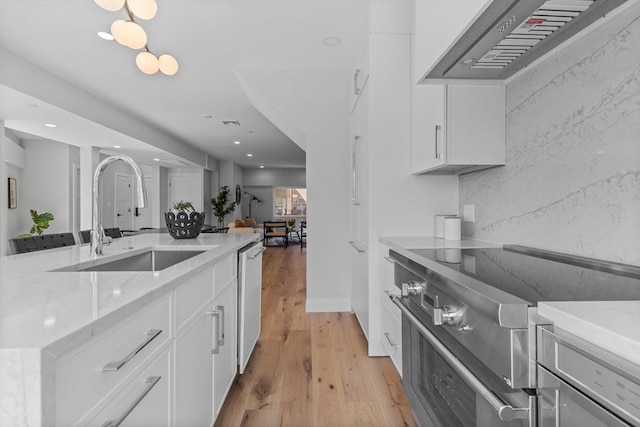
(274, 187, 307, 216)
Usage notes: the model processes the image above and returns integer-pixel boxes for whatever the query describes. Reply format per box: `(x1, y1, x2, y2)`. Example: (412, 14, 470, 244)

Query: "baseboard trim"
(305, 298, 352, 313)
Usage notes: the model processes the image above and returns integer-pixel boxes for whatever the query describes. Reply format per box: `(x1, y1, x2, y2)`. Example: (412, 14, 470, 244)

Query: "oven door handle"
(389, 294, 529, 422)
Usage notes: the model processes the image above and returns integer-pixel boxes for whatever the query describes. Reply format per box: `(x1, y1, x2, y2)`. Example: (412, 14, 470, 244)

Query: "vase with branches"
(211, 185, 236, 228)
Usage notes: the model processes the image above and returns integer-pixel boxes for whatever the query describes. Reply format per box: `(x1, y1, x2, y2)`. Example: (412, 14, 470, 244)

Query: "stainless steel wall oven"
(388, 245, 640, 427)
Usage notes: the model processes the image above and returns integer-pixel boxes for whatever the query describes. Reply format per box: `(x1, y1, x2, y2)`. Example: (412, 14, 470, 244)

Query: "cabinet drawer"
(56, 294, 171, 426)
(84, 348, 171, 427)
(175, 266, 214, 331)
(214, 254, 236, 295)
(380, 295, 402, 376)
(379, 246, 397, 295)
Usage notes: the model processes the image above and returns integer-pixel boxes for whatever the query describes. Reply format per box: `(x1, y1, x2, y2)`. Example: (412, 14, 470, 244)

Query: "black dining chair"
(79, 228, 122, 243)
(300, 220, 307, 249)
(9, 232, 76, 255)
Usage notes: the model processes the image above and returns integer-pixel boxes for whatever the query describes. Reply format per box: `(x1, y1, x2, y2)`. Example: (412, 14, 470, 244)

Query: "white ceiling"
(0, 0, 373, 169)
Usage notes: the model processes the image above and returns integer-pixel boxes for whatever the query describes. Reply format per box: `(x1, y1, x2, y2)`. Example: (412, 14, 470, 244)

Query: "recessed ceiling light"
(323, 36, 341, 47)
(153, 158, 160, 161)
(461, 58, 475, 65)
(247, 153, 253, 157)
(44, 123, 57, 128)
(98, 31, 114, 41)
(233, 141, 241, 145)
(27, 103, 38, 108)
(202, 114, 213, 119)
(113, 145, 121, 148)
(260, 165, 265, 168)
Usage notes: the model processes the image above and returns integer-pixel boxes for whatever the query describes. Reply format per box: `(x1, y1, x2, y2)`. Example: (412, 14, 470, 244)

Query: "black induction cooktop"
(406, 246, 640, 305)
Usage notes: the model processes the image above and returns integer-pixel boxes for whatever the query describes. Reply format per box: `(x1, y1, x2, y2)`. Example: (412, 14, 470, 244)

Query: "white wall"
(20, 139, 75, 234)
(3, 131, 24, 244)
(243, 168, 306, 187)
(459, 6, 640, 265)
(235, 67, 352, 312)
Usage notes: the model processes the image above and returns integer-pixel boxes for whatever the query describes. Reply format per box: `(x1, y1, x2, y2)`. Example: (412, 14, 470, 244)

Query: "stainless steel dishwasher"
(237, 241, 266, 373)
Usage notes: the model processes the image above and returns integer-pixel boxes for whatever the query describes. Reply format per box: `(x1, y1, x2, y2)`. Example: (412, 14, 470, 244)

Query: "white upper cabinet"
(413, 0, 490, 83)
(411, 84, 506, 174)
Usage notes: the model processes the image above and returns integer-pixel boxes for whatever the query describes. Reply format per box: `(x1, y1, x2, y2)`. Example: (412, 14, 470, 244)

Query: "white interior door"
(168, 174, 202, 212)
(133, 177, 153, 229)
(115, 174, 132, 230)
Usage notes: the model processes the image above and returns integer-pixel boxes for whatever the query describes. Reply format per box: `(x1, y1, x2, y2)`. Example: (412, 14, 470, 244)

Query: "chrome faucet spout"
(91, 155, 147, 256)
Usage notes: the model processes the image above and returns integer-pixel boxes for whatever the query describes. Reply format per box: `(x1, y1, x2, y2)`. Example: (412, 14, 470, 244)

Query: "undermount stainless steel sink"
(56, 249, 208, 272)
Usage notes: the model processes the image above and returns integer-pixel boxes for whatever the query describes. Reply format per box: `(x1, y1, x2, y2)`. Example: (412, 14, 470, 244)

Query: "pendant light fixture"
(94, 0, 178, 75)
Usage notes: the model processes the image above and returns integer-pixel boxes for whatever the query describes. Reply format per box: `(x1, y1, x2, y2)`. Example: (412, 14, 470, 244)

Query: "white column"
(80, 146, 100, 230)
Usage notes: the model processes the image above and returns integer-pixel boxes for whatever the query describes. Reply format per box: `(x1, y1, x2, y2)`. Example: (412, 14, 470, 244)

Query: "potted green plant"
(18, 209, 54, 237)
(164, 200, 205, 239)
(210, 186, 236, 228)
(287, 218, 296, 228)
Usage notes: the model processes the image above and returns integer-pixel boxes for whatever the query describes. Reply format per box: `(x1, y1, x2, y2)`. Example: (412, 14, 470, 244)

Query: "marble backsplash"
(459, 6, 640, 265)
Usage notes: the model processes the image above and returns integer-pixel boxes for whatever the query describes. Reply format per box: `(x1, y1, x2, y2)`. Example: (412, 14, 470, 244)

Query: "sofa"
(227, 218, 264, 240)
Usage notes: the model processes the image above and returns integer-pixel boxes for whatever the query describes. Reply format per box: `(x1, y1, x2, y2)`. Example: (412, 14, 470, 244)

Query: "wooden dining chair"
(263, 221, 288, 247)
(300, 220, 307, 249)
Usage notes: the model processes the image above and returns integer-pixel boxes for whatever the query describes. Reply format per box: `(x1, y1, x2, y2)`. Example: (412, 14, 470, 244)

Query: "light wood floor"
(214, 245, 417, 427)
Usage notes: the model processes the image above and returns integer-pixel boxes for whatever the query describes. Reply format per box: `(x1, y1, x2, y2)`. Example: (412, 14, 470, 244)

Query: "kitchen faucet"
(91, 155, 147, 256)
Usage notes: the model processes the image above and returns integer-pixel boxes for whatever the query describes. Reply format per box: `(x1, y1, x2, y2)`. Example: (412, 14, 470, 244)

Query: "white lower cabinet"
(174, 304, 215, 426)
(379, 243, 403, 375)
(57, 294, 172, 426)
(174, 267, 238, 426)
(380, 296, 402, 376)
(56, 253, 242, 427)
(212, 281, 237, 418)
(86, 348, 172, 427)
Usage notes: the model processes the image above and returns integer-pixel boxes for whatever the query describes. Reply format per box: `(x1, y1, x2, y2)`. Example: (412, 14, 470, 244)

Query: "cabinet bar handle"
(354, 69, 361, 95)
(348, 240, 366, 253)
(434, 125, 442, 159)
(384, 332, 401, 348)
(217, 305, 225, 347)
(208, 310, 221, 354)
(352, 135, 360, 205)
(101, 376, 161, 427)
(248, 247, 266, 259)
(102, 329, 162, 372)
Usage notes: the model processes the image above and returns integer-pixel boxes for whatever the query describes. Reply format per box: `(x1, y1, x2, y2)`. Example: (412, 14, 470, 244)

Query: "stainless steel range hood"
(425, 0, 629, 81)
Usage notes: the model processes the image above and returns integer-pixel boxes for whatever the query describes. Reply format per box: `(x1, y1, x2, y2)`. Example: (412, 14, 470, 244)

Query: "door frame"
(114, 173, 133, 230)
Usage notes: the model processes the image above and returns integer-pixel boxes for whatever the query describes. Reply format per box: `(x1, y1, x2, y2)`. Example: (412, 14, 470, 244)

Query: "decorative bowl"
(164, 211, 205, 239)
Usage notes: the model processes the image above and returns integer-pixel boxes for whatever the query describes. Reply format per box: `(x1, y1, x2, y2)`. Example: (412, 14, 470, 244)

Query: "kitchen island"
(0, 232, 259, 426)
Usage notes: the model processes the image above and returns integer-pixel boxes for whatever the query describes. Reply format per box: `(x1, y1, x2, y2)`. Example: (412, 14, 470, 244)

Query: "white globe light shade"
(158, 54, 179, 75)
(136, 52, 159, 74)
(94, 0, 124, 11)
(111, 20, 147, 50)
(127, 0, 157, 20)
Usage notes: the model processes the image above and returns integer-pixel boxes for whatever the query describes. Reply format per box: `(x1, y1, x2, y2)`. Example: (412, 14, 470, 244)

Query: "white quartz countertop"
(0, 232, 258, 355)
(538, 301, 640, 365)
